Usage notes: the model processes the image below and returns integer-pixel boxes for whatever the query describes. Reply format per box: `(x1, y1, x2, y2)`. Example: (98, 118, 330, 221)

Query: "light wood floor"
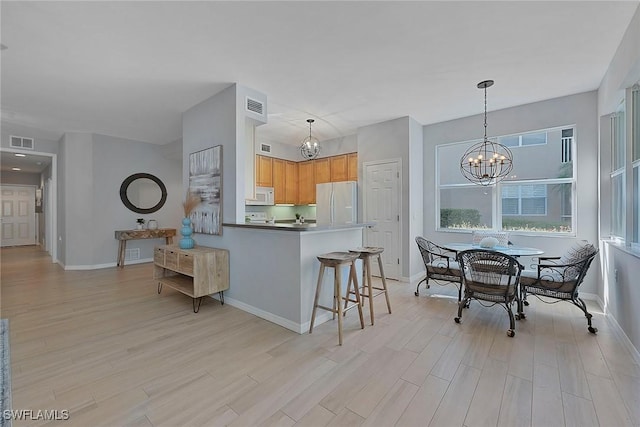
(1, 246, 639, 427)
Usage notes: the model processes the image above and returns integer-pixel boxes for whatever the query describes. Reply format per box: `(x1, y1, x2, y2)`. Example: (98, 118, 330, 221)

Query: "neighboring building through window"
(561, 129, 573, 163)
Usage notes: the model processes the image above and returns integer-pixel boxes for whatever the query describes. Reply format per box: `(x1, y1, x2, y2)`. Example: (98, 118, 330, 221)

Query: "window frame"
(436, 125, 576, 236)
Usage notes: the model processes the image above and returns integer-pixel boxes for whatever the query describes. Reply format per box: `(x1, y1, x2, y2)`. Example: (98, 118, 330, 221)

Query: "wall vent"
(10, 135, 34, 150)
(246, 97, 264, 115)
(125, 248, 140, 261)
(260, 143, 272, 154)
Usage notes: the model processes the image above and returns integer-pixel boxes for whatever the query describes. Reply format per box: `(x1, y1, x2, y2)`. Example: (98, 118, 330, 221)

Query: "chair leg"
(365, 256, 375, 325)
(454, 298, 467, 323)
(309, 264, 325, 334)
(377, 254, 392, 315)
(574, 297, 597, 334)
(350, 261, 365, 329)
(415, 277, 429, 296)
(335, 266, 344, 345)
(506, 303, 516, 337)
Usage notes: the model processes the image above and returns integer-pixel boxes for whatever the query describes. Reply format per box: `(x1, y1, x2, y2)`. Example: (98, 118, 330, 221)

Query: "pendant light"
(460, 80, 513, 186)
(300, 118, 320, 160)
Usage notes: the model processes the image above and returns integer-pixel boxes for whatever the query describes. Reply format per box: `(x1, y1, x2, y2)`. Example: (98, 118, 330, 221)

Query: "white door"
(363, 161, 400, 279)
(1, 185, 37, 247)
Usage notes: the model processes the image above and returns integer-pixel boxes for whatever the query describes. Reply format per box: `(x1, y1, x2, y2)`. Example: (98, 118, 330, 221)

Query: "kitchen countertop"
(223, 222, 375, 232)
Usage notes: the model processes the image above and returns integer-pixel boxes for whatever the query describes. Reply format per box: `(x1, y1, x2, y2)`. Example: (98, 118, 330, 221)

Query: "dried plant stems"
(182, 191, 201, 217)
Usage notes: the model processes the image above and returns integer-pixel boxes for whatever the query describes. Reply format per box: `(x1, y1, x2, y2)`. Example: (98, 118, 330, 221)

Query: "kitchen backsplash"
(245, 205, 316, 221)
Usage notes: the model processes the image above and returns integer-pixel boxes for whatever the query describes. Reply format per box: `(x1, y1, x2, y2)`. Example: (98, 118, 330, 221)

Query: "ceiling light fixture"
(460, 80, 513, 186)
(300, 118, 320, 160)
(12, 167, 21, 171)
(14, 153, 26, 157)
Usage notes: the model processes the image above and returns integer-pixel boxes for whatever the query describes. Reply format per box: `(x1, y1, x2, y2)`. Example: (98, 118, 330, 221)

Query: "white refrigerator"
(316, 181, 357, 225)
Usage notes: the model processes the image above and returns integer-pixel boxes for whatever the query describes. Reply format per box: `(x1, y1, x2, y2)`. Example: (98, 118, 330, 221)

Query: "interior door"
(1, 185, 37, 247)
(364, 161, 400, 279)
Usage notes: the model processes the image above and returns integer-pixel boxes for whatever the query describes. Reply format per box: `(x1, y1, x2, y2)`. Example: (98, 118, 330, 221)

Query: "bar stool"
(309, 252, 365, 345)
(348, 247, 392, 325)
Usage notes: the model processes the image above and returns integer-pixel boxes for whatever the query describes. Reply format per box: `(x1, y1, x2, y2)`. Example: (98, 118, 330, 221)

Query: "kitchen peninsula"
(219, 221, 372, 333)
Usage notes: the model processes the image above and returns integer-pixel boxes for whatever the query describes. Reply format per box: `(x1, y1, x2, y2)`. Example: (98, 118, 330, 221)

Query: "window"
(499, 131, 547, 148)
(437, 126, 575, 234)
(502, 184, 547, 216)
(561, 129, 573, 163)
(633, 85, 640, 243)
(611, 107, 625, 238)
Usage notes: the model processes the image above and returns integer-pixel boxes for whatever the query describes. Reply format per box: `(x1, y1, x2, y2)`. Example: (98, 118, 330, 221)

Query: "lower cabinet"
(154, 245, 230, 312)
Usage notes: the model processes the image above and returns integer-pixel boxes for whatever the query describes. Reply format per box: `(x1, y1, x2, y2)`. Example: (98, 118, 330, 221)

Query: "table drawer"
(153, 247, 165, 266)
(165, 249, 178, 270)
(178, 252, 194, 275)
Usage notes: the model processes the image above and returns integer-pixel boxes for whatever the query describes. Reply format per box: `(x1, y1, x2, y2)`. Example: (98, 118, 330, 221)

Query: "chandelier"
(460, 80, 513, 186)
(300, 118, 320, 160)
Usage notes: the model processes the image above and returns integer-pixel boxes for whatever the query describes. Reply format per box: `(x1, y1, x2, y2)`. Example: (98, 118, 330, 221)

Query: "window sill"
(602, 239, 640, 259)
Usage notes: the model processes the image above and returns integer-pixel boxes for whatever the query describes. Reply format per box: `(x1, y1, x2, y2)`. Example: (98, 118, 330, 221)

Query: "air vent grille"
(10, 135, 34, 150)
(260, 143, 272, 153)
(246, 97, 264, 115)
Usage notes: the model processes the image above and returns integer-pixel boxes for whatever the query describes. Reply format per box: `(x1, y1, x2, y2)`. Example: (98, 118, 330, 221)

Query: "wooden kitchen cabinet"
(154, 245, 229, 313)
(330, 154, 349, 182)
(272, 158, 286, 204)
(285, 161, 299, 204)
(314, 158, 331, 184)
(348, 152, 358, 181)
(256, 155, 273, 187)
(298, 161, 316, 204)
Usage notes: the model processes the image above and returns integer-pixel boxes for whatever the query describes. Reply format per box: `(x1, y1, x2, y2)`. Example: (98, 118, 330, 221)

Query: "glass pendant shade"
(460, 80, 514, 186)
(300, 118, 320, 159)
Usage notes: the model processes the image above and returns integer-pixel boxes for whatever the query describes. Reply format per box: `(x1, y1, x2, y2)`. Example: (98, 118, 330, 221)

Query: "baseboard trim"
(209, 294, 331, 334)
(63, 258, 152, 270)
(606, 310, 640, 365)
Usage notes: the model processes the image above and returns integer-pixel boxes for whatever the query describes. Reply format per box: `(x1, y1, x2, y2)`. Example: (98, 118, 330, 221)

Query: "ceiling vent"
(246, 97, 264, 116)
(10, 135, 34, 150)
(260, 143, 272, 154)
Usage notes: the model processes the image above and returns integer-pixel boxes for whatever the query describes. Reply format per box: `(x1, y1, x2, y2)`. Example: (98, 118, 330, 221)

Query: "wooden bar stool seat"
(309, 252, 365, 345)
(348, 247, 392, 325)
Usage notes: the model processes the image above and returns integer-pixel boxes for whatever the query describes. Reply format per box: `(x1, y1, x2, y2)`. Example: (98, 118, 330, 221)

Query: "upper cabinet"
(348, 152, 358, 182)
(252, 152, 357, 205)
(256, 155, 273, 187)
(314, 158, 331, 184)
(272, 158, 286, 204)
(298, 161, 315, 204)
(285, 161, 299, 205)
(330, 154, 349, 182)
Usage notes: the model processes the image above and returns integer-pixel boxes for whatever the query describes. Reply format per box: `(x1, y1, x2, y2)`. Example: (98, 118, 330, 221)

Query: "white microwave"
(246, 186, 274, 206)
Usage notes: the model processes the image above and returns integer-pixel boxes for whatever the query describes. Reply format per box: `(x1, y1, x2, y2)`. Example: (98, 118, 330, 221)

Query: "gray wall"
(92, 134, 182, 266)
(182, 84, 238, 224)
(0, 171, 40, 185)
(597, 5, 640, 355)
(357, 116, 417, 280)
(56, 132, 182, 268)
(408, 117, 424, 279)
(423, 91, 600, 293)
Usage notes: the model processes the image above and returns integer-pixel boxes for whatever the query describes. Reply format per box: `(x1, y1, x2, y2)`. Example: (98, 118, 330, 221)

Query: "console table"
(154, 245, 230, 312)
(114, 228, 176, 267)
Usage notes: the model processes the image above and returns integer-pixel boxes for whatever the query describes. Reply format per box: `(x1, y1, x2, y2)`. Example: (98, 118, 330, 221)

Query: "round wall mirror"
(119, 173, 167, 214)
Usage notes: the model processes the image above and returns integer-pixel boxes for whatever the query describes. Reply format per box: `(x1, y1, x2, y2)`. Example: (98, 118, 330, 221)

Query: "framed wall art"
(188, 145, 222, 235)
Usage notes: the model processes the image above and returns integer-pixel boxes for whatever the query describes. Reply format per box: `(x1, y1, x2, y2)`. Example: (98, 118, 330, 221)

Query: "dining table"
(442, 243, 544, 257)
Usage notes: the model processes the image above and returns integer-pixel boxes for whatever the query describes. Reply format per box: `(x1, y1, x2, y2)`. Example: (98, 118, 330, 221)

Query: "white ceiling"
(1, 1, 638, 152)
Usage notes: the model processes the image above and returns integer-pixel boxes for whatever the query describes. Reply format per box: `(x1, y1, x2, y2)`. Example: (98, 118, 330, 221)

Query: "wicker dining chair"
(455, 249, 523, 337)
(415, 237, 462, 301)
(519, 241, 599, 333)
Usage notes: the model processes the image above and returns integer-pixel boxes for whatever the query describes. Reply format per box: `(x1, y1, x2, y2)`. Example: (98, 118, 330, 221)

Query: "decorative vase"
(147, 219, 158, 230)
(179, 217, 195, 249)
